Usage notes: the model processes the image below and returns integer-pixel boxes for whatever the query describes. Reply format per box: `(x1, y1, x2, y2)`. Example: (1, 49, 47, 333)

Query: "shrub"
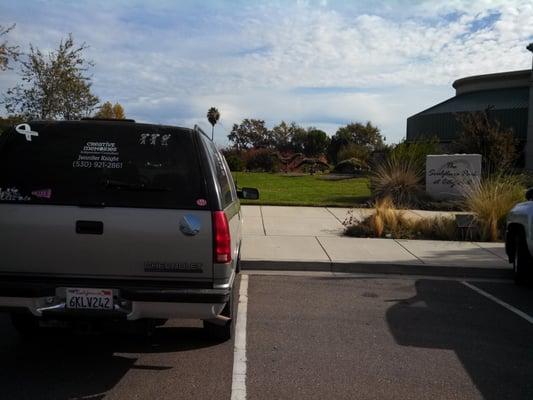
(390, 138, 439, 172)
(221, 148, 246, 171)
(344, 197, 459, 240)
(337, 143, 370, 164)
(409, 216, 458, 241)
(372, 197, 403, 237)
(333, 158, 368, 174)
(453, 110, 518, 175)
(245, 149, 279, 172)
(298, 159, 329, 173)
(517, 171, 533, 189)
(461, 174, 524, 241)
(371, 157, 425, 208)
(225, 154, 245, 171)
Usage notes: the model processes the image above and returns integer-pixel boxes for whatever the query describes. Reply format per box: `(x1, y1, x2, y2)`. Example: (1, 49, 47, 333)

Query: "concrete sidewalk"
(240, 205, 511, 278)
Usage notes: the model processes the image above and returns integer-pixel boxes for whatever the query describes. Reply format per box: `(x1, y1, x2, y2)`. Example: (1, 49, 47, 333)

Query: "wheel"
(513, 232, 532, 285)
(236, 243, 242, 274)
(203, 287, 234, 341)
(10, 313, 40, 337)
(236, 255, 241, 274)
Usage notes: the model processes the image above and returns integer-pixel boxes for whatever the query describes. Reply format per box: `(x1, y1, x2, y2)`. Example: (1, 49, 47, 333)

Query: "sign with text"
(426, 154, 481, 200)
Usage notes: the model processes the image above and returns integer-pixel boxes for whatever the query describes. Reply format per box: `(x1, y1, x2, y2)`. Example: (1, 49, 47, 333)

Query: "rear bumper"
(0, 296, 226, 320)
(0, 276, 230, 320)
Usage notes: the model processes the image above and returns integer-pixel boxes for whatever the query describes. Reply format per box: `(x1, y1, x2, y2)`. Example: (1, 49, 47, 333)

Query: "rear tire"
(203, 287, 234, 342)
(10, 313, 40, 337)
(513, 232, 532, 285)
(236, 255, 241, 274)
(236, 243, 242, 274)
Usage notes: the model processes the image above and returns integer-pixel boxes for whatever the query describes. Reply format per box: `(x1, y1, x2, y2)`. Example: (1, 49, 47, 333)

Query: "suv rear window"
(0, 121, 207, 209)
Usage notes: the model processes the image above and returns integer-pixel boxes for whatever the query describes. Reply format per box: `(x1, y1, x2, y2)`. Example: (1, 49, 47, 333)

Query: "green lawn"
(232, 172, 371, 207)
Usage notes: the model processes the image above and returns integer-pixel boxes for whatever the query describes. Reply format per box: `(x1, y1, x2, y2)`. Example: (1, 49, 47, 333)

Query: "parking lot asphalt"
(0, 316, 234, 400)
(246, 274, 533, 400)
(0, 273, 532, 400)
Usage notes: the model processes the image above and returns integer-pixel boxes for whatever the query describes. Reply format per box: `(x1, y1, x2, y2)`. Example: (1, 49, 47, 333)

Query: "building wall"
(407, 108, 529, 143)
(406, 70, 530, 146)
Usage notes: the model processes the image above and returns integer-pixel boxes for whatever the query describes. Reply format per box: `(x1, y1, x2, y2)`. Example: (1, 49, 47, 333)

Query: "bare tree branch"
(0, 24, 20, 71)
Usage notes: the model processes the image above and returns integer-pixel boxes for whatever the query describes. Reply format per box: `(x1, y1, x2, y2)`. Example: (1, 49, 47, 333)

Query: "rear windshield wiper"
(103, 179, 170, 192)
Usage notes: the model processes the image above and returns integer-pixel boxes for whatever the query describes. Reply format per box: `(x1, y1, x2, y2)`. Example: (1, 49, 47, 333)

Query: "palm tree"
(207, 107, 220, 140)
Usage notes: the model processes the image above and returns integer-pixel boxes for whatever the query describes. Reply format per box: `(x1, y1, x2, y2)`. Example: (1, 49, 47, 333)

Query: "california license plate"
(66, 288, 113, 310)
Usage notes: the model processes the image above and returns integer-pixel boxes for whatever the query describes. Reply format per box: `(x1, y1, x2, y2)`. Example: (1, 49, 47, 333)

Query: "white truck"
(505, 188, 533, 284)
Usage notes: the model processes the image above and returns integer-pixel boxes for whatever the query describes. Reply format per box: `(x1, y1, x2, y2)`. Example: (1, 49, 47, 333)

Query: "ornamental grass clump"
(371, 157, 424, 208)
(410, 216, 458, 241)
(344, 197, 411, 238)
(461, 174, 524, 241)
(373, 197, 402, 237)
(344, 197, 459, 240)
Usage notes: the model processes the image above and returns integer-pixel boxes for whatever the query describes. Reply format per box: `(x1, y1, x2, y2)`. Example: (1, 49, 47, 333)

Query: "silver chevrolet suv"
(0, 119, 258, 340)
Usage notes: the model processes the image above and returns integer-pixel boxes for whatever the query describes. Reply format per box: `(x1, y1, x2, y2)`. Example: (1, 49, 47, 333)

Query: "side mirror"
(526, 187, 533, 201)
(238, 187, 259, 200)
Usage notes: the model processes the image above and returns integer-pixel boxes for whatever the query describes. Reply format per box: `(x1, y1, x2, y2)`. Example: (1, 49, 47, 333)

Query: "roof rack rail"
(194, 124, 211, 141)
(81, 117, 136, 122)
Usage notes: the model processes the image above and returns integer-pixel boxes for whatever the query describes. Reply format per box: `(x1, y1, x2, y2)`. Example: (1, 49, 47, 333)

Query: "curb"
(241, 260, 513, 279)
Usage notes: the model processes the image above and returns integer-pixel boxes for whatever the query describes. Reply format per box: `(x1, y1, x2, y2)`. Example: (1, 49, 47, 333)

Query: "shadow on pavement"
(0, 314, 220, 400)
(386, 279, 533, 400)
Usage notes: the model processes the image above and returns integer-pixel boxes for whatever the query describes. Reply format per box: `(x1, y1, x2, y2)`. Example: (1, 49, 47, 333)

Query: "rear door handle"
(76, 220, 104, 235)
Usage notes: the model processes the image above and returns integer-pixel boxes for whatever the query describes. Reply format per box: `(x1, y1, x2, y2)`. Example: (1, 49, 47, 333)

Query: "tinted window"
(202, 136, 233, 207)
(222, 155, 238, 202)
(0, 121, 207, 209)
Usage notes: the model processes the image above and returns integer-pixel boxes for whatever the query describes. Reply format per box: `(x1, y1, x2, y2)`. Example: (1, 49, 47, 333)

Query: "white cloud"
(0, 0, 532, 143)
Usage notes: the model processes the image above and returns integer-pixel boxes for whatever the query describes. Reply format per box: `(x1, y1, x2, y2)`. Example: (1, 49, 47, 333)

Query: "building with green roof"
(406, 68, 533, 169)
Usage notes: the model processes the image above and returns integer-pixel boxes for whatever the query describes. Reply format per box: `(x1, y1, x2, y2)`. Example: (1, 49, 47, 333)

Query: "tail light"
(213, 211, 232, 264)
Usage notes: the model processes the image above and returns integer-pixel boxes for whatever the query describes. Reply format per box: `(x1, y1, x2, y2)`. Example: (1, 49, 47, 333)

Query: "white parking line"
(231, 274, 249, 400)
(462, 281, 533, 324)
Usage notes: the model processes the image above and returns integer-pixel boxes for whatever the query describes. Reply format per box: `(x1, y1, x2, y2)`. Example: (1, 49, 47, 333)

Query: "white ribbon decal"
(15, 124, 39, 141)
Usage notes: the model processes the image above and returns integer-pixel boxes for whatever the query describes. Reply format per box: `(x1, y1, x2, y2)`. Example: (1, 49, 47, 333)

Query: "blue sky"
(1, 0, 532, 144)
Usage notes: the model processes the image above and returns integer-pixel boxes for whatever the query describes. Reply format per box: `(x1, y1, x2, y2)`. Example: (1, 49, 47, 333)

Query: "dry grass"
(461, 174, 524, 241)
(344, 197, 459, 240)
(372, 197, 403, 237)
(409, 216, 458, 241)
(371, 158, 425, 208)
(346, 174, 524, 242)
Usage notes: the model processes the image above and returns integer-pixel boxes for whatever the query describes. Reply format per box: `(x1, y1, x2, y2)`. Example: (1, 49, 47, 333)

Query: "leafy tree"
(3, 34, 99, 120)
(453, 109, 518, 175)
(112, 103, 125, 119)
(328, 121, 384, 164)
(207, 107, 220, 140)
(290, 128, 308, 154)
(0, 24, 20, 71)
(303, 128, 329, 156)
(94, 101, 126, 119)
(271, 121, 305, 152)
(228, 119, 271, 150)
(327, 129, 350, 162)
(288, 127, 330, 156)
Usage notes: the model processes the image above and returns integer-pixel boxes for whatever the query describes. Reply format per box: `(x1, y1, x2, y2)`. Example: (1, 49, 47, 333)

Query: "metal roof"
(412, 87, 529, 117)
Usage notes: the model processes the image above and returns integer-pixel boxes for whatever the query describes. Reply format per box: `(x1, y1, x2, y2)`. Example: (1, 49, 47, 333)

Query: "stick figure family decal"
(139, 133, 171, 146)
